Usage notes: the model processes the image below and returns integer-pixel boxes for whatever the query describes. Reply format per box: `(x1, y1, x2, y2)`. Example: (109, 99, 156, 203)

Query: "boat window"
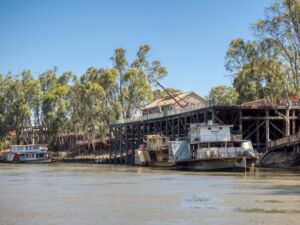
(219, 127, 223, 130)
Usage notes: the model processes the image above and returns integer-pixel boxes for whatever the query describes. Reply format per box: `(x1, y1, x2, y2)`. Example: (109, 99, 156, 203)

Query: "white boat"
(5, 144, 51, 163)
(175, 122, 257, 171)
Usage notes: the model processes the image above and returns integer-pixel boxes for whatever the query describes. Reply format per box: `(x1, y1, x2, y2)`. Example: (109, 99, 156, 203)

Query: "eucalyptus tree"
(253, 0, 300, 94)
(111, 48, 128, 118)
(111, 45, 168, 118)
(70, 68, 106, 150)
(0, 71, 40, 143)
(39, 69, 73, 144)
(208, 85, 239, 106)
(225, 39, 289, 102)
(98, 68, 122, 134)
(225, 0, 300, 102)
(0, 74, 6, 139)
(0, 44, 169, 148)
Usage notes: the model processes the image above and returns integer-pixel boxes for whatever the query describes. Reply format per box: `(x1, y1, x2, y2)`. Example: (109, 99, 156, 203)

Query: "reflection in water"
(0, 164, 300, 225)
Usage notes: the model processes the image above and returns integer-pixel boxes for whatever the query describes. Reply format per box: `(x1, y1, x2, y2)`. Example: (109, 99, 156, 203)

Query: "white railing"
(190, 135, 231, 144)
(112, 104, 206, 125)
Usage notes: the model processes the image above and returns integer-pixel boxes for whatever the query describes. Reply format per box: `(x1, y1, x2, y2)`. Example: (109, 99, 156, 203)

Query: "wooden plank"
(242, 116, 298, 120)
(268, 133, 300, 149)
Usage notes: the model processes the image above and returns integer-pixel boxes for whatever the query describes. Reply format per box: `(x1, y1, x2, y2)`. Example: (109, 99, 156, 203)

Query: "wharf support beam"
(109, 106, 300, 165)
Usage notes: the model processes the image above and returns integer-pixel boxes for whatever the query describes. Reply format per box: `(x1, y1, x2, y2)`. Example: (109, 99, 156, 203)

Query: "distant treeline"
(0, 45, 169, 146)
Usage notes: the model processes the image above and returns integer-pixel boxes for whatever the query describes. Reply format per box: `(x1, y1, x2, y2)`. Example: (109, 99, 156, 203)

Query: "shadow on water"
(260, 185, 300, 195)
(235, 207, 300, 214)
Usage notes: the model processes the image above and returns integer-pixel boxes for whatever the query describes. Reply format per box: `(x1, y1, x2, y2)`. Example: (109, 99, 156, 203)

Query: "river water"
(0, 164, 300, 225)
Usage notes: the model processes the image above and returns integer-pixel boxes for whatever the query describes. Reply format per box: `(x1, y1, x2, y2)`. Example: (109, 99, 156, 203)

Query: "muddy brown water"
(0, 164, 300, 225)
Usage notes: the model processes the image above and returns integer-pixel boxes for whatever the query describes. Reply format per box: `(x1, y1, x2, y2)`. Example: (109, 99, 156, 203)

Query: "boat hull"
(18, 158, 52, 163)
(175, 157, 256, 171)
(147, 161, 175, 167)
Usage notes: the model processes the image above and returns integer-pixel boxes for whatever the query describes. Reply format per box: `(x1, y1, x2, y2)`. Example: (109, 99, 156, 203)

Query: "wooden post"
(184, 114, 188, 137)
(109, 127, 112, 163)
(177, 117, 180, 138)
(286, 108, 290, 136)
(211, 109, 215, 124)
(171, 119, 174, 139)
(239, 110, 243, 135)
(266, 110, 270, 143)
(125, 125, 128, 164)
(119, 127, 123, 164)
(256, 120, 260, 151)
(292, 110, 296, 135)
(165, 119, 168, 136)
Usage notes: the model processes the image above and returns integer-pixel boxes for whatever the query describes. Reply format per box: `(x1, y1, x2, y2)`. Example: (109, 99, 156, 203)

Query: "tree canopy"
(210, 0, 300, 105)
(0, 45, 167, 147)
(208, 85, 239, 105)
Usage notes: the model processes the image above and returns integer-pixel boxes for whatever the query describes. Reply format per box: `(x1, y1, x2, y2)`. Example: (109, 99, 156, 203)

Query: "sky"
(0, 0, 273, 97)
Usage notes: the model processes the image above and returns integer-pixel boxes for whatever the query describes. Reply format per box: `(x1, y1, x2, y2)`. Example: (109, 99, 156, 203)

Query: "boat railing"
(196, 146, 252, 159)
(190, 134, 232, 143)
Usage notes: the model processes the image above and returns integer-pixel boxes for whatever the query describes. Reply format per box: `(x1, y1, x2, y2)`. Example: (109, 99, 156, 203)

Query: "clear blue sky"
(0, 0, 272, 97)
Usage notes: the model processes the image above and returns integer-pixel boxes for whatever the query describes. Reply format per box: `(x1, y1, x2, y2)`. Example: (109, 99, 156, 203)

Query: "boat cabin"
(11, 145, 48, 153)
(9, 145, 49, 162)
(189, 123, 241, 144)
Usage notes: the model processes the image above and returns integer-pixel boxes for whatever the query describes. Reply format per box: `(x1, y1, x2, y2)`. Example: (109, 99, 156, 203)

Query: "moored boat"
(135, 134, 183, 167)
(174, 122, 257, 171)
(5, 144, 51, 163)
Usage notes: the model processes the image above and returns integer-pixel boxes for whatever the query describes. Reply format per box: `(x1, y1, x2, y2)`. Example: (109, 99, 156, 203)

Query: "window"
(219, 127, 223, 130)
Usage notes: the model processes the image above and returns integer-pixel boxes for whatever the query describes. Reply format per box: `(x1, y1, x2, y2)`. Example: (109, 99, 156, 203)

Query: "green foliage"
(208, 86, 239, 105)
(111, 44, 167, 118)
(225, 0, 300, 103)
(0, 45, 168, 147)
(152, 88, 183, 100)
(0, 71, 41, 143)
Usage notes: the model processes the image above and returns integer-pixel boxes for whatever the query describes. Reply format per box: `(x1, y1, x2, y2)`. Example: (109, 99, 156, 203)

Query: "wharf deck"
(268, 133, 300, 150)
(109, 105, 300, 164)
